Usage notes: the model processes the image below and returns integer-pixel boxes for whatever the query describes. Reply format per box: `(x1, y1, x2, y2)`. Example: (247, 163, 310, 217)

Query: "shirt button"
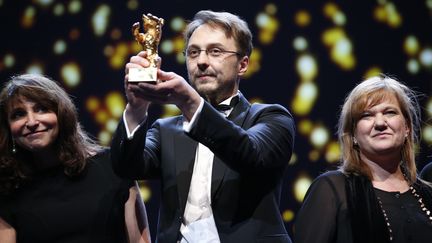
(395, 193, 400, 198)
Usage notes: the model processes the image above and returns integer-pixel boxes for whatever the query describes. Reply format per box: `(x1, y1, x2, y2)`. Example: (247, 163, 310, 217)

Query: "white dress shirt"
(123, 94, 237, 243)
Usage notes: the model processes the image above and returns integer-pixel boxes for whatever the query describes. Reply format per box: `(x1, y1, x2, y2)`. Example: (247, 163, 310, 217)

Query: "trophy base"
(128, 67, 157, 83)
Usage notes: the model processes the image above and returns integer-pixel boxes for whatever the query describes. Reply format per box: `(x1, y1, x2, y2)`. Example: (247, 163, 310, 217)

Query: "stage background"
(1, 0, 432, 239)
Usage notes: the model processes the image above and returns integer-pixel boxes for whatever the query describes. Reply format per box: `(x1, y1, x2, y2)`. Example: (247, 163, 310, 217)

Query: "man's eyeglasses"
(183, 47, 241, 59)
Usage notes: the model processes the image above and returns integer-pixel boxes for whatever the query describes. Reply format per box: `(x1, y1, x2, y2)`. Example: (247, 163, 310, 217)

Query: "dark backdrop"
(1, 0, 431, 239)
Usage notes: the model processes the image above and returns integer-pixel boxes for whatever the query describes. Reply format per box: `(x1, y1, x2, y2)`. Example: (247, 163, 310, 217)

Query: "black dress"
(0, 149, 134, 243)
(294, 171, 432, 243)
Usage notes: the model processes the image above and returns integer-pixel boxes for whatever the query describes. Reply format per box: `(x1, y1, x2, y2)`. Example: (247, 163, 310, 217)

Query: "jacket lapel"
(211, 93, 251, 199)
(174, 119, 198, 213)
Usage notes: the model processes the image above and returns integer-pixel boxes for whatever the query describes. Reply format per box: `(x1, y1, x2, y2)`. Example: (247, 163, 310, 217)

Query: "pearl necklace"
(376, 185, 432, 242)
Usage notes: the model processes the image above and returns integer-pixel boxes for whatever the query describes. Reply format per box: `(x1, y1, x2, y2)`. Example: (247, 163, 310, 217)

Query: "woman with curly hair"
(0, 74, 150, 243)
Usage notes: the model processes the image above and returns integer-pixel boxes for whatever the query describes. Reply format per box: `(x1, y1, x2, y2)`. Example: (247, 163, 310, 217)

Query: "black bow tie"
(216, 104, 232, 111)
(214, 95, 239, 112)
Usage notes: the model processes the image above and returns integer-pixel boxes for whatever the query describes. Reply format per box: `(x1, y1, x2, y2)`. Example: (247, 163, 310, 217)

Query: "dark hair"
(0, 74, 101, 194)
(184, 10, 253, 57)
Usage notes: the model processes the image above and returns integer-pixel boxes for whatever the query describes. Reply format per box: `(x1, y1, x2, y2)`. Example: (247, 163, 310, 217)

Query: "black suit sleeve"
(110, 118, 162, 180)
(188, 102, 295, 171)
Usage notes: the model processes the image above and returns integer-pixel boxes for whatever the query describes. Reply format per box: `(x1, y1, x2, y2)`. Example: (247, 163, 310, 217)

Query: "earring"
(12, 139, 16, 154)
(353, 137, 358, 146)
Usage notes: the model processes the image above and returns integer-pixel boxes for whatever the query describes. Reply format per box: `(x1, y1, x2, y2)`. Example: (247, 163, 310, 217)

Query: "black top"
(374, 188, 432, 243)
(294, 171, 432, 243)
(0, 149, 134, 243)
(420, 162, 432, 182)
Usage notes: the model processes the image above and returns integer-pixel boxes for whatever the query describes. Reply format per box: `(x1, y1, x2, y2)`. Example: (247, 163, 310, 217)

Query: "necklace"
(376, 185, 432, 242)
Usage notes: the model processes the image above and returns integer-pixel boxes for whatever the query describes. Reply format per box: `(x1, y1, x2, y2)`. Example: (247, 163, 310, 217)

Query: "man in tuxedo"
(111, 10, 295, 243)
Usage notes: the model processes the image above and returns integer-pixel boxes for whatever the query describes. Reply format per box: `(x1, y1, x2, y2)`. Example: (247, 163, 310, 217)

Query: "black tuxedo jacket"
(111, 93, 295, 243)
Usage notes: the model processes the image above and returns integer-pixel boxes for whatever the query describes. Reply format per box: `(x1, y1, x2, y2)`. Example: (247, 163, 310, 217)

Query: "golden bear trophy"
(128, 13, 164, 82)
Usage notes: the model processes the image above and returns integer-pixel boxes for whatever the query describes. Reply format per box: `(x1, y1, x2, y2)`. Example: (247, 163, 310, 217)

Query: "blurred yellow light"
(256, 13, 270, 28)
(131, 41, 142, 53)
(308, 150, 320, 161)
(427, 99, 432, 116)
(322, 28, 344, 46)
(407, 59, 420, 74)
(139, 183, 152, 202)
(162, 104, 180, 118)
(176, 52, 186, 64)
(419, 48, 432, 67)
(330, 41, 356, 70)
(325, 141, 340, 163)
(293, 36, 308, 51)
(364, 67, 383, 78)
(244, 48, 261, 78)
(53, 3, 65, 16)
(171, 17, 186, 32)
(21, 6, 36, 28)
(282, 210, 295, 222)
(26, 63, 44, 75)
(53, 39, 67, 54)
(61, 62, 81, 88)
(298, 119, 313, 135)
(4, 54, 15, 68)
(291, 82, 318, 116)
(92, 4, 111, 36)
(374, 6, 387, 22)
(106, 92, 125, 118)
(293, 174, 312, 202)
(68, 0, 82, 14)
(109, 43, 129, 69)
(386, 3, 402, 28)
(95, 110, 109, 124)
(173, 36, 185, 52)
(323, 3, 339, 18)
(334, 38, 352, 56)
(256, 13, 279, 45)
(422, 125, 432, 144)
(403, 36, 419, 56)
(126, 0, 139, 10)
(86, 96, 100, 112)
(296, 54, 318, 81)
(104, 45, 114, 56)
(98, 130, 111, 146)
(161, 40, 174, 54)
(428, 0, 432, 9)
(110, 28, 122, 40)
(294, 10, 311, 27)
(333, 12, 346, 26)
(265, 3, 277, 15)
(105, 118, 119, 133)
(310, 125, 329, 148)
(289, 153, 297, 165)
(35, 0, 53, 7)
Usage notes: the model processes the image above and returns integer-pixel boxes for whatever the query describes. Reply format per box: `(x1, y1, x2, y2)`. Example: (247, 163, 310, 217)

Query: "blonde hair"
(337, 75, 420, 183)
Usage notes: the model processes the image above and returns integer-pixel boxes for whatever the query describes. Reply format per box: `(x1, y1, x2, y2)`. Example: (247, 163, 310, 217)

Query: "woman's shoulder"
(314, 170, 346, 184)
(307, 170, 347, 198)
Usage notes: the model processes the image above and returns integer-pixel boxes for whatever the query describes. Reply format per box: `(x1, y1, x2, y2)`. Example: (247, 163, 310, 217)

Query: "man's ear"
(238, 56, 249, 76)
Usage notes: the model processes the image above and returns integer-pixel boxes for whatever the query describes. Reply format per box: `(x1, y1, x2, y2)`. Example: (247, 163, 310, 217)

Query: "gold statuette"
(128, 13, 164, 82)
